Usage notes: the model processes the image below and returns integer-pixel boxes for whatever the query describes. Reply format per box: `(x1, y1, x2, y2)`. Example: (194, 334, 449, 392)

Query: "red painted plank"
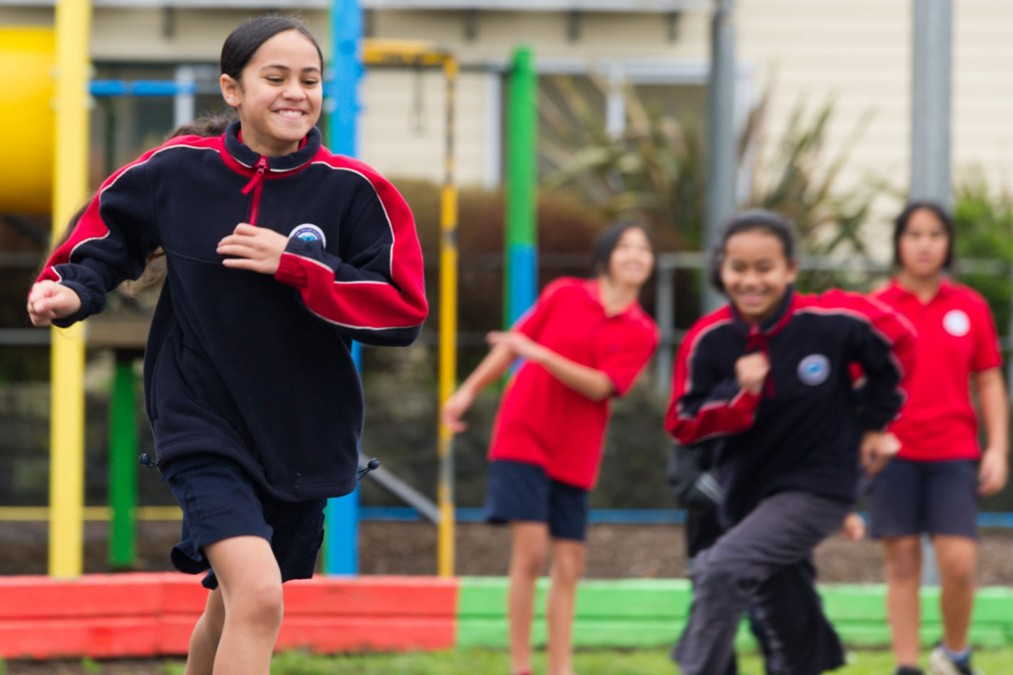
(0, 573, 459, 659)
(284, 575, 458, 617)
(0, 618, 160, 659)
(278, 616, 456, 652)
(0, 574, 164, 619)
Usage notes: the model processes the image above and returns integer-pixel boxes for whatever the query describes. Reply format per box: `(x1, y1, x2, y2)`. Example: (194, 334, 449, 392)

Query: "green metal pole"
(108, 354, 138, 567)
(504, 45, 538, 328)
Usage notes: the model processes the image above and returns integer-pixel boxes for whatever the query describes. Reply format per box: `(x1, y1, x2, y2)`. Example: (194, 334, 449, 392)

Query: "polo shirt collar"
(586, 278, 642, 319)
(887, 275, 955, 303)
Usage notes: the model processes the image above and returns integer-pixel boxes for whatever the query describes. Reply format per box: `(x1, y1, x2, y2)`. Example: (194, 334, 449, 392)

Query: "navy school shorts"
(484, 459, 590, 541)
(864, 457, 979, 540)
(162, 453, 327, 589)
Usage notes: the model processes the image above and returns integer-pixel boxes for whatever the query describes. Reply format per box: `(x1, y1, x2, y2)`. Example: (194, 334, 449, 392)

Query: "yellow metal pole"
(436, 56, 459, 578)
(49, 0, 92, 577)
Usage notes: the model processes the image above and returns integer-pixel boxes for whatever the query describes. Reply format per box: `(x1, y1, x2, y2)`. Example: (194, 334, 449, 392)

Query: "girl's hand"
(441, 389, 475, 433)
(839, 512, 866, 541)
(486, 330, 549, 364)
(735, 352, 770, 394)
(860, 430, 900, 476)
(217, 223, 287, 275)
(978, 447, 1009, 496)
(27, 281, 82, 327)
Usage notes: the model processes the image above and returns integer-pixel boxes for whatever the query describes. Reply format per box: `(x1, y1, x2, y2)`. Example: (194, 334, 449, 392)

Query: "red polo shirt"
(488, 277, 659, 489)
(874, 278, 1002, 461)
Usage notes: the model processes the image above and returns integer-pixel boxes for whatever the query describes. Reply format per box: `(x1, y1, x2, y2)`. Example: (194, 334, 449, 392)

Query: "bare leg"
(934, 535, 977, 653)
(883, 536, 922, 668)
(547, 538, 585, 675)
(184, 589, 225, 675)
(508, 522, 550, 675)
(203, 535, 284, 675)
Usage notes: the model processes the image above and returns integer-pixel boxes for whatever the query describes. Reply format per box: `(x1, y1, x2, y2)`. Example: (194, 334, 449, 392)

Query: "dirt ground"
(4, 520, 1013, 674)
(3, 519, 1013, 584)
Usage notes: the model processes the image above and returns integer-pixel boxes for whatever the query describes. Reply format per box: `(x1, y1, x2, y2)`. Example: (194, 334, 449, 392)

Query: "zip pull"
(241, 156, 269, 195)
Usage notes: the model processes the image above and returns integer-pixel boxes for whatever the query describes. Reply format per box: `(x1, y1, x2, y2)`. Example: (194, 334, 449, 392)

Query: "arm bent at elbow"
(486, 330, 614, 401)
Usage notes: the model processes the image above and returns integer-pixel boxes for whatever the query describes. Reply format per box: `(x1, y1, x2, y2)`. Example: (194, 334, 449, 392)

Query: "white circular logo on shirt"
(943, 309, 970, 337)
(797, 354, 830, 386)
(289, 223, 326, 247)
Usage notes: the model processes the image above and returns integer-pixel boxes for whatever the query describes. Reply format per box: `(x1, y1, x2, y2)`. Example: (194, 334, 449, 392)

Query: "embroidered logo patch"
(943, 309, 970, 337)
(289, 223, 326, 247)
(797, 354, 830, 386)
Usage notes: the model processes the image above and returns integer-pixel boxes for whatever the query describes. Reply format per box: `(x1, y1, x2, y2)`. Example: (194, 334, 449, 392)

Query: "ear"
(786, 258, 800, 284)
(219, 74, 241, 108)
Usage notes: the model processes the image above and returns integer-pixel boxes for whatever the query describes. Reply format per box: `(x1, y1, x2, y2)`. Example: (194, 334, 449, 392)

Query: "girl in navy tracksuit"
(28, 15, 427, 673)
(665, 210, 915, 675)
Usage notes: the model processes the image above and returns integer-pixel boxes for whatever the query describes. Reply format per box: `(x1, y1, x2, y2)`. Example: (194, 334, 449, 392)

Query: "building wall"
(4, 2, 1013, 223)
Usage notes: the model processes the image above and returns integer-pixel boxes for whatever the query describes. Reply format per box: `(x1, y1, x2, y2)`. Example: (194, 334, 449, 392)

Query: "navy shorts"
(484, 460, 590, 541)
(865, 458, 979, 540)
(163, 454, 327, 589)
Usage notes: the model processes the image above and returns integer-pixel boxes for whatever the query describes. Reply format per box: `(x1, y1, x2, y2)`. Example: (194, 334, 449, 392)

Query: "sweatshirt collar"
(223, 120, 321, 173)
(731, 285, 796, 337)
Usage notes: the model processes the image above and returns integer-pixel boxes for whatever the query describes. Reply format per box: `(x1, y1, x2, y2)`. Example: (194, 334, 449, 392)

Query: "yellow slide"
(2, 26, 55, 214)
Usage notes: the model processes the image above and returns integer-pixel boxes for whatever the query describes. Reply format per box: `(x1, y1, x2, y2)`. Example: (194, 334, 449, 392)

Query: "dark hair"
(220, 15, 324, 82)
(164, 111, 236, 140)
(590, 221, 654, 278)
(892, 200, 954, 270)
(709, 209, 797, 292)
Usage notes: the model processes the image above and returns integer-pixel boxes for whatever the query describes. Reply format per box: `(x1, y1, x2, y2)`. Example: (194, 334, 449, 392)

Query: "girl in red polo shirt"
(442, 222, 658, 675)
(866, 201, 1009, 675)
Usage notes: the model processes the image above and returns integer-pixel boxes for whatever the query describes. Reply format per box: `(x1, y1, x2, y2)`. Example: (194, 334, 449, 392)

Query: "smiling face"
(720, 229, 798, 324)
(605, 227, 654, 288)
(219, 29, 323, 157)
(897, 207, 950, 279)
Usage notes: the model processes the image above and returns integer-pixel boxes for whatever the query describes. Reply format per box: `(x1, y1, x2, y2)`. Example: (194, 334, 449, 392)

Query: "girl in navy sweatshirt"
(28, 15, 427, 674)
(665, 210, 914, 675)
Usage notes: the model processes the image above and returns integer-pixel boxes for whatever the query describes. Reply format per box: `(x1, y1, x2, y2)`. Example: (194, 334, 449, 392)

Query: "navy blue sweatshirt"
(665, 288, 915, 525)
(36, 122, 428, 500)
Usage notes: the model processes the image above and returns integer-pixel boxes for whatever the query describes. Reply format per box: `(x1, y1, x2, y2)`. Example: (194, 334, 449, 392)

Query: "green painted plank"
(456, 578, 1013, 649)
(458, 618, 760, 650)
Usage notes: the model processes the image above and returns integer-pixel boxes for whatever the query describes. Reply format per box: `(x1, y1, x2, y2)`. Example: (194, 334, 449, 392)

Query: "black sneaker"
(895, 667, 924, 675)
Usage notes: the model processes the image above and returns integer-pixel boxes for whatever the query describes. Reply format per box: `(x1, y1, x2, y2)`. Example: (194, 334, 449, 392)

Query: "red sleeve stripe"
(672, 317, 732, 419)
(280, 161, 427, 330)
(39, 143, 221, 282)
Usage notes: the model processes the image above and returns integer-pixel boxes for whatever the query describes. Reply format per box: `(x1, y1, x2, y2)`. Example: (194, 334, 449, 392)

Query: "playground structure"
(0, 3, 522, 580)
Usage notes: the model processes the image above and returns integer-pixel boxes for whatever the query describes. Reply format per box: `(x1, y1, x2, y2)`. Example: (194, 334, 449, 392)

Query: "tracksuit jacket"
(36, 121, 428, 500)
(666, 287, 915, 525)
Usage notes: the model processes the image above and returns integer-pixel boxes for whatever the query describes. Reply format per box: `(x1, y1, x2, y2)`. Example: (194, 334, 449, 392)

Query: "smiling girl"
(28, 15, 427, 674)
(442, 222, 659, 675)
(666, 209, 915, 675)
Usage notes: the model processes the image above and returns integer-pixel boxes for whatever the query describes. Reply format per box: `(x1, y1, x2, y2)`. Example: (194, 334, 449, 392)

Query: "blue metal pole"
(324, 0, 363, 576)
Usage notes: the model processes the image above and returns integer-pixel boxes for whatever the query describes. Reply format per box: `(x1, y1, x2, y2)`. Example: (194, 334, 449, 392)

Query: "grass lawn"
(154, 647, 1011, 674)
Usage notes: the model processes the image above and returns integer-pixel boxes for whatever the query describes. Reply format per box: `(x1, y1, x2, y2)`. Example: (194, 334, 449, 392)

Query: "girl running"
(28, 15, 427, 674)
(666, 209, 915, 675)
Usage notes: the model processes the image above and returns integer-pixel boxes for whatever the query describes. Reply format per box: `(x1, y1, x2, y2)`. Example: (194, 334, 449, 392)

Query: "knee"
(884, 539, 922, 583)
(692, 555, 745, 592)
(230, 580, 284, 632)
(512, 546, 549, 580)
(551, 546, 586, 584)
(941, 558, 976, 590)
